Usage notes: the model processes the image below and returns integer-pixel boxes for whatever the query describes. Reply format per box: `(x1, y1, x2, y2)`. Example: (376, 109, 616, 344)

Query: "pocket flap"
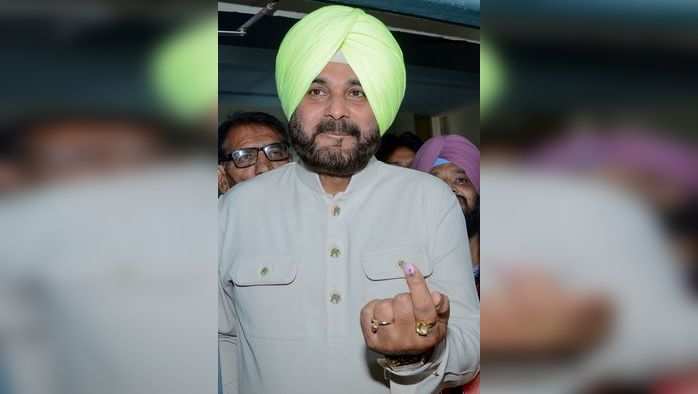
(361, 246, 431, 281)
(231, 257, 297, 286)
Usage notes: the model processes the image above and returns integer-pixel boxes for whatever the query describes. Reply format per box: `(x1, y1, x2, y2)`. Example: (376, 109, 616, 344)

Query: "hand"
(481, 269, 613, 358)
(360, 263, 450, 356)
(218, 165, 232, 194)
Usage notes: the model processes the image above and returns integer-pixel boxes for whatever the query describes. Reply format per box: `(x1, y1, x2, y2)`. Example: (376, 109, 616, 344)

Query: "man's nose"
(326, 95, 349, 120)
(255, 150, 272, 175)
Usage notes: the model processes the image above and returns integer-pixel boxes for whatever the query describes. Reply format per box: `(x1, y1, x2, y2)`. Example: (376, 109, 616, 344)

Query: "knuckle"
(415, 304, 434, 316)
(432, 291, 442, 302)
(375, 301, 391, 313)
(360, 306, 370, 318)
(392, 302, 413, 318)
(395, 293, 411, 304)
(441, 294, 450, 306)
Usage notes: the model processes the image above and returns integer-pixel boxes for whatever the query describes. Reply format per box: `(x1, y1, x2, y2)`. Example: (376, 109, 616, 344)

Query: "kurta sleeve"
(386, 185, 480, 392)
(218, 193, 239, 394)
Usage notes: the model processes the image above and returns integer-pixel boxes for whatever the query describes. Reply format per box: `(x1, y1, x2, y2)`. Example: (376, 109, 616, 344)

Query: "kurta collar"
(295, 157, 381, 198)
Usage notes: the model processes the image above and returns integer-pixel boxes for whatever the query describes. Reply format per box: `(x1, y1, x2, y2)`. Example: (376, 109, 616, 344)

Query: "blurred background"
(481, 0, 698, 393)
(0, 1, 217, 193)
(0, 2, 217, 394)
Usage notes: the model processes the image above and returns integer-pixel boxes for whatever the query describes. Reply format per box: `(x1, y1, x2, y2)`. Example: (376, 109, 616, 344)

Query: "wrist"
(378, 349, 434, 371)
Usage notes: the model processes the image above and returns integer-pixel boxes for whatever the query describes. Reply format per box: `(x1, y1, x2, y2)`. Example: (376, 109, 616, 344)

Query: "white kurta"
(480, 167, 698, 393)
(0, 160, 218, 394)
(219, 158, 480, 394)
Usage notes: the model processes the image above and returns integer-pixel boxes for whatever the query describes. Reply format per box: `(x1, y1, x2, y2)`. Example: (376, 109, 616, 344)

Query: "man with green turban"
(219, 5, 479, 394)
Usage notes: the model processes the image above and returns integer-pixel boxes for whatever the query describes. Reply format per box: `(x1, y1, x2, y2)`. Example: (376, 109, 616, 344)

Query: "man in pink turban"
(413, 135, 480, 269)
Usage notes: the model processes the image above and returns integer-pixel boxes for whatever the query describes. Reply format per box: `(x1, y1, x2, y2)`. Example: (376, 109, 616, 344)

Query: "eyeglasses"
(221, 142, 290, 168)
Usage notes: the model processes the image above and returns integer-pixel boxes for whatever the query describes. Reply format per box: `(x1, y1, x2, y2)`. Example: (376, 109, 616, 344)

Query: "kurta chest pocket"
(360, 246, 432, 301)
(230, 257, 305, 339)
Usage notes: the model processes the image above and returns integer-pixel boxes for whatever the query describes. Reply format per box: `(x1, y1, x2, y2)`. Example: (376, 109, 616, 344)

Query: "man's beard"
(462, 194, 479, 239)
(289, 114, 380, 177)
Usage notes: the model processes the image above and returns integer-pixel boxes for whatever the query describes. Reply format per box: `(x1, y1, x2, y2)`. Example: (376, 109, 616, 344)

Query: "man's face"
(430, 163, 478, 215)
(386, 146, 416, 168)
(23, 119, 161, 183)
(288, 62, 380, 177)
(221, 124, 288, 184)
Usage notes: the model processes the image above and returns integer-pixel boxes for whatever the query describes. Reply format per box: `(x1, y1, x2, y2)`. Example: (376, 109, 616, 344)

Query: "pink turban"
(412, 135, 480, 192)
(528, 130, 698, 195)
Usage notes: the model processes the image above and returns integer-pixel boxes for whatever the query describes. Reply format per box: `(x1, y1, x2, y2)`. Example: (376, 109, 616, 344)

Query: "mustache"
(313, 119, 361, 140)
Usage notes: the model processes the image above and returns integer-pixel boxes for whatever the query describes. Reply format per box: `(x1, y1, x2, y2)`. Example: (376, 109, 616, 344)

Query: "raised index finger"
(399, 261, 437, 321)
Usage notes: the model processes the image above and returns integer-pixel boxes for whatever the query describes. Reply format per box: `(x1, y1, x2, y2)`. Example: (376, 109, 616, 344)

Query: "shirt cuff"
(381, 338, 449, 380)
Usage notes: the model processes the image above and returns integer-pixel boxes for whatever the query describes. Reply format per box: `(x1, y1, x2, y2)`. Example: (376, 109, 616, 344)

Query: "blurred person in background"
(477, 122, 698, 392)
(528, 128, 698, 297)
(528, 129, 698, 213)
(375, 131, 423, 168)
(0, 11, 218, 394)
(478, 38, 698, 392)
(217, 112, 290, 195)
(479, 164, 698, 393)
(14, 115, 165, 187)
(413, 135, 480, 272)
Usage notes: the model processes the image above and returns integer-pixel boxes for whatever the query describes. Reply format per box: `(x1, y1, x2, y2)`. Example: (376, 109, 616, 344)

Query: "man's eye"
(238, 152, 254, 161)
(308, 88, 326, 96)
(455, 177, 469, 185)
(348, 89, 366, 98)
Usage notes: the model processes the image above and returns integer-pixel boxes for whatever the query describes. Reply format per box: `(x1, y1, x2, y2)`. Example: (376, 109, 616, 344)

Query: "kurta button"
(330, 247, 341, 258)
(332, 206, 341, 216)
(329, 292, 342, 304)
(259, 266, 270, 277)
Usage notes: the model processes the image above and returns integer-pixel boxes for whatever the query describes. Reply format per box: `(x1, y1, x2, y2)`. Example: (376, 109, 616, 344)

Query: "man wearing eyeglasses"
(217, 112, 291, 195)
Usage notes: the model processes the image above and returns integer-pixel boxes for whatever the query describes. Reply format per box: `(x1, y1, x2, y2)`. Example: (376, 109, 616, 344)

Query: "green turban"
(275, 5, 406, 134)
(480, 39, 505, 120)
(151, 16, 217, 122)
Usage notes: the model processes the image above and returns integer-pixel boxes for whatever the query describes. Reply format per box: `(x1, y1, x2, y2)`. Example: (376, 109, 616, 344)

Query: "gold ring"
(370, 319, 393, 333)
(415, 320, 437, 336)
